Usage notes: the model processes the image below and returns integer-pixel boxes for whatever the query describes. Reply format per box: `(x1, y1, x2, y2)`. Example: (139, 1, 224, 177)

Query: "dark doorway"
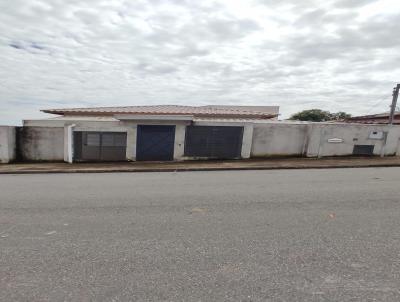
(184, 126, 243, 159)
(74, 132, 127, 161)
(136, 125, 175, 161)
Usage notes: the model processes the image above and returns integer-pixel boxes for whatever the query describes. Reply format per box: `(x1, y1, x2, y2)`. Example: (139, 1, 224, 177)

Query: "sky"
(1, 0, 400, 125)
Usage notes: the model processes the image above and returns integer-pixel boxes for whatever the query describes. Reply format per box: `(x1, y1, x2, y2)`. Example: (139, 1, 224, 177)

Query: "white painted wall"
(252, 122, 400, 158)
(306, 124, 400, 157)
(251, 123, 308, 157)
(0, 126, 16, 163)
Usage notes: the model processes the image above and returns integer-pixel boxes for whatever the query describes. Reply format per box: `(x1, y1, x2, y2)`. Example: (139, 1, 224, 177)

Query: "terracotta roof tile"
(346, 111, 400, 124)
(42, 105, 278, 119)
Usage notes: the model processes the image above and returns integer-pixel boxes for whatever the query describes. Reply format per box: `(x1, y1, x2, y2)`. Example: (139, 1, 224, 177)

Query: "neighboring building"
(22, 105, 279, 162)
(346, 112, 400, 124)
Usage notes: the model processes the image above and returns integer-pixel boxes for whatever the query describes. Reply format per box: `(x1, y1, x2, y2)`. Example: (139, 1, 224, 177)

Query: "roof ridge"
(201, 105, 278, 115)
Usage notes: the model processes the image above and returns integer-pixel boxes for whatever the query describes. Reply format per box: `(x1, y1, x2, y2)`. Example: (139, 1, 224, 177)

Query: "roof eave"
(41, 110, 278, 119)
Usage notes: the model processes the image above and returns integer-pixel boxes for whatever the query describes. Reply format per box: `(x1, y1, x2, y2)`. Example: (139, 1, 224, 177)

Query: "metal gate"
(353, 145, 374, 156)
(136, 125, 175, 161)
(184, 126, 243, 159)
(74, 132, 127, 161)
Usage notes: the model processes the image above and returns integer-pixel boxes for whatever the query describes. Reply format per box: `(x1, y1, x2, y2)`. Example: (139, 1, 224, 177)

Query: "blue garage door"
(136, 125, 175, 161)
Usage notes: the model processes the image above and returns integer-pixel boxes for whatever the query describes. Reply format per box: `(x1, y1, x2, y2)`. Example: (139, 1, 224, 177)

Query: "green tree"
(289, 109, 351, 122)
(330, 111, 352, 120)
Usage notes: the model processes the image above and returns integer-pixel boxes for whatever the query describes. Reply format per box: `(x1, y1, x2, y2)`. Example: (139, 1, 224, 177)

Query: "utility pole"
(389, 83, 400, 125)
(381, 83, 400, 157)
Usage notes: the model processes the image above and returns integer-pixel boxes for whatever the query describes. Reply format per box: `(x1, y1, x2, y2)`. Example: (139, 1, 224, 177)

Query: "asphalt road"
(1, 168, 400, 301)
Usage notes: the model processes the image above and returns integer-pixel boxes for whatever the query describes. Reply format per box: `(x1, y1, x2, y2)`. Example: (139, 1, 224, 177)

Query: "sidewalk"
(1, 157, 400, 174)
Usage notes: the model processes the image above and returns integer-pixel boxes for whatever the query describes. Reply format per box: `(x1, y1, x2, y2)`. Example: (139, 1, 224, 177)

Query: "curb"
(1, 163, 400, 174)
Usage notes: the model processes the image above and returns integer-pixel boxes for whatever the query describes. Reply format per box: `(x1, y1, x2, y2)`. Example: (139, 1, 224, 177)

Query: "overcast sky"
(1, 0, 400, 125)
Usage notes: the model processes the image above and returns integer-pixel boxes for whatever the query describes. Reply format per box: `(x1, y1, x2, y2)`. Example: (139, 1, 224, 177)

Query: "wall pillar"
(0, 126, 16, 163)
(173, 124, 186, 160)
(126, 125, 137, 161)
(64, 124, 75, 163)
(241, 124, 254, 159)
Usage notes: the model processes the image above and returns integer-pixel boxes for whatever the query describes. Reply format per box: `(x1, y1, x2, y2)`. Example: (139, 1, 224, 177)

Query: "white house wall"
(24, 118, 189, 161)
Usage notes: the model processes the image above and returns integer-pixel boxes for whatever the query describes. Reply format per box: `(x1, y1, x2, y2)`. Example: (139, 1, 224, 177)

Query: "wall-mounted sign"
(327, 138, 344, 143)
(369, 131, 384, 140)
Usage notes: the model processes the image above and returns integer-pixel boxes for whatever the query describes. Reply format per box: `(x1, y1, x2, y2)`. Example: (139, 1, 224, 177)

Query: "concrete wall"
(251, 123, 308, 157)
(0, 126, 16, 163)
(252, 122, 400, 158)
(306, 124, 400, 157)
(18, 127, 64, 161)
(20, 118, 400, 161)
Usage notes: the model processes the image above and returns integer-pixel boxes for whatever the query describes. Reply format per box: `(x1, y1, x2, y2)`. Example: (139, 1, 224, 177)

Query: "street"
(1, 168, 400, 301)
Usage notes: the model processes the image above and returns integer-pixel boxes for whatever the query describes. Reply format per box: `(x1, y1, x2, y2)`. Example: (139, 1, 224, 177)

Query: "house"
(346, 112, 400, 124)
(21, 105, 279, 162)
(3, 104, 400, 164)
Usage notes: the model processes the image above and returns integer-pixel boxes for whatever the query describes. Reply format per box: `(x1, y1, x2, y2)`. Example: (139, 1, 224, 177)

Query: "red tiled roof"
(346, 118, 400, 124)
(42, 105, 278, 119)
(346, 112, 400, 124)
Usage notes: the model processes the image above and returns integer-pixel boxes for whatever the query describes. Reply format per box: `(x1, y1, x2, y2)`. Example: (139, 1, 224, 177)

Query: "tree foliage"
(289, 109, 351, 122)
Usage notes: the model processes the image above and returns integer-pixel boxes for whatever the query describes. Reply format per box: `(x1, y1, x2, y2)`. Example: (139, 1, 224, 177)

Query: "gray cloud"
(334, 0, 378, 8)
(206, 18, 261, 40)
(0, 0, 399, 125)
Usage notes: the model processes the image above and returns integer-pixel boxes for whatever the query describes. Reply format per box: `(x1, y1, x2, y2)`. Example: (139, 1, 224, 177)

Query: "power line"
(365, 95, 391, 115)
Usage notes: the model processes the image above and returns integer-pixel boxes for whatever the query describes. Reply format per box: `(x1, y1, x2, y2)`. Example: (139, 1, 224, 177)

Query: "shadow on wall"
(16, 127, 64, 162)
